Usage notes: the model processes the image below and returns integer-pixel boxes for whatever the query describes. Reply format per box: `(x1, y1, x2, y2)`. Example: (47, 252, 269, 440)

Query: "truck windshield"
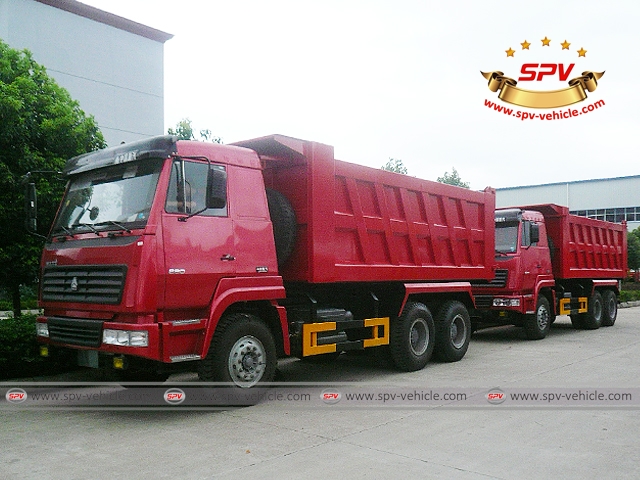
(495, 224, 519, 253)
(52, 159, 163, 235)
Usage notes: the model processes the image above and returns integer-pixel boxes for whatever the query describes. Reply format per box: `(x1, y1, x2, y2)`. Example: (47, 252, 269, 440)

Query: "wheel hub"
(228, 336, 265, 387)
(409, 319, 429, 356)
(450, 314, 467, 349)
(537, 306, 549, 329)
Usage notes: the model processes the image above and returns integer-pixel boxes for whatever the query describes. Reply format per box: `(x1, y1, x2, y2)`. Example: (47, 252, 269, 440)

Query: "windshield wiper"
(94, 220, 132, 233)
(51, 225, 76, 239)
(71, 223, 101, 236)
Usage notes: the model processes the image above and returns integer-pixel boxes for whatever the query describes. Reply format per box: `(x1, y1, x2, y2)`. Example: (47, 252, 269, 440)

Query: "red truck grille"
(41, 265, 127, 305)
(489, 269, 508, 287)
(473, 269, 508, 288)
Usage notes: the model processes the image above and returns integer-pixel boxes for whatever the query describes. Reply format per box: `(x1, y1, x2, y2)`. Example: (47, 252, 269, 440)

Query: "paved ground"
(2, 308, 639, 479)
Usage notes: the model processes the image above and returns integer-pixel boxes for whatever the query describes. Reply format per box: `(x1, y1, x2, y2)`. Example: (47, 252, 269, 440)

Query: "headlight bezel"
(36, 322, 49, 338)
(102, 329, 149, 347)
(492, 298, 521, 308)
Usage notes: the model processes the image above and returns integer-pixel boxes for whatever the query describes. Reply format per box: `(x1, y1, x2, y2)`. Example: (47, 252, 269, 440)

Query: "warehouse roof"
(36, 0, 173, 43)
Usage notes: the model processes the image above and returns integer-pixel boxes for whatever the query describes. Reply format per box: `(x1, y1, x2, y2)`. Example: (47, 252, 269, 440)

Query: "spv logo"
(481, 36, 605, 119)
(320, 389, 342, 405)
(5, 388, 28, 404)
(486, 388, 506, 405)
(518, 63, 575, 82)
(164, 388, 186, 405)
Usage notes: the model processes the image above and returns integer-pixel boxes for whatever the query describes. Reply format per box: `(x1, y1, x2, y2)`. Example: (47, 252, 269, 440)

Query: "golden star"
(506, 47, 515, 57)
(577, 47, 587, 57)
(561, 40, 571, 50)
(521, 40, 531, 50)
(541, 36, 551, 46)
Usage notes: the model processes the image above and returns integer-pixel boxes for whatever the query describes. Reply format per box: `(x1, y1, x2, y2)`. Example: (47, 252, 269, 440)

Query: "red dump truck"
(30, 135, 496, 385)
(472, 204, 627, 339)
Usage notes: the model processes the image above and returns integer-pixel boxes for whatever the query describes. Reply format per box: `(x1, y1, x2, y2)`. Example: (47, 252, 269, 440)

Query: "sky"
(80, 0, 640, 190)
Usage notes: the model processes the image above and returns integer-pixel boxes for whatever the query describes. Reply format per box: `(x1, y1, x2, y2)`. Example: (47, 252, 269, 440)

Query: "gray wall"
(1, 0, 168, 146)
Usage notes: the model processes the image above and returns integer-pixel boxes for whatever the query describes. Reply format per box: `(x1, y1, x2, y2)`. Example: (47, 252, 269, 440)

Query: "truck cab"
(473, 208, 555, 338)
(34, 136, 286, 380)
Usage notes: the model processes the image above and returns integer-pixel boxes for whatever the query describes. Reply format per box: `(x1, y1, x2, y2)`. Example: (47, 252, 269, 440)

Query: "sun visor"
(64, 136, 178, 175)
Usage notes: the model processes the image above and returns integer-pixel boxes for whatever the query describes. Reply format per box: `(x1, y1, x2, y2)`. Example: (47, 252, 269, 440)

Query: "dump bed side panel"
(324, 159, 495, 283)
(524, 204, 627, 279)
(243, 135, 495, 284)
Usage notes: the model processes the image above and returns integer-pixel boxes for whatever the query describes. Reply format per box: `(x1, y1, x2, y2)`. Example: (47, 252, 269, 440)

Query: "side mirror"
(530, 223, 540, 244)
(24, 183, 38, 232)
(206, 167, 227, 209)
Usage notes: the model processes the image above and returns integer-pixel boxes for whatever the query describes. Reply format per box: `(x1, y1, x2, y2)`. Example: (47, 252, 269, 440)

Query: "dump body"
(234, 135, 496, 284)
(523, 204, 627, 280)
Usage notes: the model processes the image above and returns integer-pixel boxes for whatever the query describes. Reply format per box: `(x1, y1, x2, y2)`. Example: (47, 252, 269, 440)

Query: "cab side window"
(165, 160, 227, 217)
(521, 221, 539, 247)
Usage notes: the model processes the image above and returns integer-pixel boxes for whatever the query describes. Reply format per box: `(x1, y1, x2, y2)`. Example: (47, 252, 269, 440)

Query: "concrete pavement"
(1, 308, 639, 479)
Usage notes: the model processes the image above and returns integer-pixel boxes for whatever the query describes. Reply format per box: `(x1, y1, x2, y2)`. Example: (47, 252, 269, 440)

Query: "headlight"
(129, 331, 149, 347)
(36, 322, 49, 337)
(102, 329, 148, 347)
(492, 298, 521, 307)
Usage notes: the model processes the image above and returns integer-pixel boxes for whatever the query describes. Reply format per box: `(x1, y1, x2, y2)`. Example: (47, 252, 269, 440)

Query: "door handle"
(220, 254, 236, 261)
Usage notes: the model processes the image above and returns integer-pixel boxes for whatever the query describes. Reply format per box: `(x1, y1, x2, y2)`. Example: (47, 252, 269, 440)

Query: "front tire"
(601, 290, 617, 327)
(198, 313, 277, 388)
(433, 301, 471, 362)
(524, 296, 551, 340)
(389, 302, 435, 372)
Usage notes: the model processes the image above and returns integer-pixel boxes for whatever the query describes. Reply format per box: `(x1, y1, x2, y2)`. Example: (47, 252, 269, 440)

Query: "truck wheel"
(266, 189, 297, 267)
(433, 301, 470, 362)
(524, 296, 551, 340)
(581, 291, 604, 330)
(198, 313, 277, 388)
(390, 302, 435, 372)
(601, 290, 617, 327)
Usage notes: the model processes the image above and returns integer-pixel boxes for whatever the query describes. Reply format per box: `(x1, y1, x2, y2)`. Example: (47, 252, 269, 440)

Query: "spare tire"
(266, 189, 297, 267)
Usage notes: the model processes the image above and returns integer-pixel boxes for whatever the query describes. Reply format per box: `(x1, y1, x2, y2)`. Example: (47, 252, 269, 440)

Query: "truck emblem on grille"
(70, 277, 79, 291)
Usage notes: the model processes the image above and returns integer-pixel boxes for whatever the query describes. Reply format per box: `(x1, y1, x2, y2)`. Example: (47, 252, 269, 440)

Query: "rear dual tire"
(389, 300, 472, 370)
(571, 291, 604, 330)
(433, 301, 471, 362)
(390, 302, 435, 372)
(601, 290, 617, 327)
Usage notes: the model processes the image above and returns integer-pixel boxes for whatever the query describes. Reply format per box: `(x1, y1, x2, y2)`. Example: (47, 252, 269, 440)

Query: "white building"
(496, 175, 640, 231)
(0, 0, 172, 146)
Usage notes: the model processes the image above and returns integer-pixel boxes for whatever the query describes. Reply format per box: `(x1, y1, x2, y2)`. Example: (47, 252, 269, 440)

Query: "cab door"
(520, 220, 549, 295)
(161, 159, 235, 315)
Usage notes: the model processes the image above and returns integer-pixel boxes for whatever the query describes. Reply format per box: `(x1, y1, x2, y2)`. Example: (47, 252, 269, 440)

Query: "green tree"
(629, 227, 640, 270)
(381, 158, 408, 175)
(0, 39, 105, 317)
(167, 118, 195, 140)
(437, 167, 470, 189)
(168, 118, 222, 143)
